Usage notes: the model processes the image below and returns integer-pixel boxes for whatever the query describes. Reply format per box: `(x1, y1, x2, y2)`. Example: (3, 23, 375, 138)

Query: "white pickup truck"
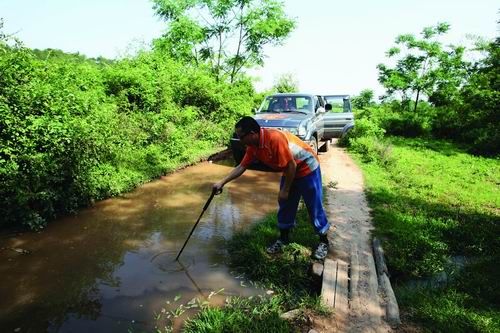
(230, 93, 354, 165)
(322, 94, 354, 140)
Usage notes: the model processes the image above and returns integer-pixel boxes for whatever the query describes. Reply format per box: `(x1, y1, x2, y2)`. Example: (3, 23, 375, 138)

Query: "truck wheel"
(319, 139, 330, 153)
(310, 138, 318, 154)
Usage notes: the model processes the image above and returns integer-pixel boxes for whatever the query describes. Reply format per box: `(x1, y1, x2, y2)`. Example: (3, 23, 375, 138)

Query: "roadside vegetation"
(0, 0, 296, 231)
(342, 24, 499, 332)
(0, 39, 252, 230)
(348, 138, 499, 332)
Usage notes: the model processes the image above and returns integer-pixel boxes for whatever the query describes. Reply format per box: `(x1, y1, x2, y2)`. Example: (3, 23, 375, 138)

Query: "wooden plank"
(335, 260, 349, 313)
(373, 238, 402, 327)
(350, 245, 360, 312)
(321, 258, 349, 314)
(321, 259, 337, 307)
(373, 238, 389, 277)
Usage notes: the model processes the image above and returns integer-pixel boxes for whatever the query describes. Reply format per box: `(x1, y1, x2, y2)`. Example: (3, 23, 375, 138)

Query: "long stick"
(175, 188, 221, 261)
(177, 260, 206, 299)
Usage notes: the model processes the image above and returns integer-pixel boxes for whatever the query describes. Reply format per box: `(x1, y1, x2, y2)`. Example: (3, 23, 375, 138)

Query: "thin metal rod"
(175, 188, 220, 261)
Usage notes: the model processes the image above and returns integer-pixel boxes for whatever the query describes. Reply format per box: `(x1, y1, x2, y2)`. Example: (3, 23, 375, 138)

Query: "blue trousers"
(277, 167, 330, 235)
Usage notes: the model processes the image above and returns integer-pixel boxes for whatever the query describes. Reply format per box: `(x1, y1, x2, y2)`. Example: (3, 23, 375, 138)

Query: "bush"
(338, 115, 385, 146)
(349, 136, 394, 165)
(377, 102, 435, 137)
(0, 43, 256, 230)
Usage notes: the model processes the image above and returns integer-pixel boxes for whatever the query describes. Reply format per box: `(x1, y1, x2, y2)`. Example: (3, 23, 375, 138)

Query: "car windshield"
(258, 96, 313, 113)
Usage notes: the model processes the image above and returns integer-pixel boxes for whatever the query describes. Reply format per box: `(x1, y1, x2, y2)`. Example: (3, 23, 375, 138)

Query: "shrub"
(349, 136, 394, 165)
(338, 116, 385, 146)
(0, 43, 256, 229)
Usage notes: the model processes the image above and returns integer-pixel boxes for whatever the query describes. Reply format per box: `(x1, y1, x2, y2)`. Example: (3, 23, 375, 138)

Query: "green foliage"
(349, 100, 436, 141)
(377, 22, 498, 155)
(31, 48, 114, 66)
(339, 110, 392, 164)
(351, 136, 500, 330)
(383, 101, 435, 137)
(349, 117, 386, 140)
(184, 296, 292, 333)
(0, 38, 256, 229)
(338, 110, 386, 149)
(152, 0, 296, 83)
(351, 89, 375, 110)
(378, 23, 469, 113)
(433, 38, 500, 155)
(397, 287, 499, 333)
(272, 73, 299, 93)
(349, 136, 394, 165)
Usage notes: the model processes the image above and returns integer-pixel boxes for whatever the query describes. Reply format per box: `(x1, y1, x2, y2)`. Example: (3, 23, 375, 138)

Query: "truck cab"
(231, 93, 329, 165)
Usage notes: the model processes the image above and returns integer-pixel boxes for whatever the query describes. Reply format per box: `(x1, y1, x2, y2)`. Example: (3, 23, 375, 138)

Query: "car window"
(324, 96, 351, 113)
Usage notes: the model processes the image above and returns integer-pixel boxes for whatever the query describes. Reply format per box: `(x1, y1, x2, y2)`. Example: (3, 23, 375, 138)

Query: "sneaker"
(313, 242, 329, 260)
(266, 239, 285, 254)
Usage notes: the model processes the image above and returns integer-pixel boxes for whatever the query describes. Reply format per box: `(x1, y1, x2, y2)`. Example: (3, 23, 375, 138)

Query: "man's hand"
(213, 182, 224, 193)
(278, 189, 289, 202)
(212, 165, 247, 194)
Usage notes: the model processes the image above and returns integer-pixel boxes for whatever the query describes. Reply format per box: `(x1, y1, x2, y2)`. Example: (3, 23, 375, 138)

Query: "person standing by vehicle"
(213, 116, 330, 260)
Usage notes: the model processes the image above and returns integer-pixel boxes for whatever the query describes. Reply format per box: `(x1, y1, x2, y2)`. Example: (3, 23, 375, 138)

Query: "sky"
(1, 0, 498, 97)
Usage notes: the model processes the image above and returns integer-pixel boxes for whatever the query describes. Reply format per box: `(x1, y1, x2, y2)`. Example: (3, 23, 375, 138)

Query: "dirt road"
(317, 141, 393, 333)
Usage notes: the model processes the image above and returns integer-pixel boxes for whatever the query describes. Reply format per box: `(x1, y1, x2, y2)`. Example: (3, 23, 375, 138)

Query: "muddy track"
(319, 141, 393, 333)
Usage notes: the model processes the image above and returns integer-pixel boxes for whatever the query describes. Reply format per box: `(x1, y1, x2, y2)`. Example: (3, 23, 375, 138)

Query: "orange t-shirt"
(240, 128, 319, 178)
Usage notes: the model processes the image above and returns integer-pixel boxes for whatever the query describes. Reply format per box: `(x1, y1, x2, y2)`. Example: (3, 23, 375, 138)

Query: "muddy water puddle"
(0, 160, 281, 332)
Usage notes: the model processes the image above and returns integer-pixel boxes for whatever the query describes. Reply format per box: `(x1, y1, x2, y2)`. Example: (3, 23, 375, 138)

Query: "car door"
(323, 95, 354, 139)
(313, 95, 325, 140)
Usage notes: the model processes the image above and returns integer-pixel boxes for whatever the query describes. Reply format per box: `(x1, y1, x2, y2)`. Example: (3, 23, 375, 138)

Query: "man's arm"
(213, 164, 247, 192)
(279, 159, 297, 201)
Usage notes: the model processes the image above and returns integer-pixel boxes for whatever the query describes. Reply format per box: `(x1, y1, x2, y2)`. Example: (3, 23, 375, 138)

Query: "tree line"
(0, 1, 296, 230)
(348, 23, 499, 156)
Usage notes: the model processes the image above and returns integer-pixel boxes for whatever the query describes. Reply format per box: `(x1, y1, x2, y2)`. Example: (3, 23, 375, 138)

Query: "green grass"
(179, 208, 330, 333)
(350, 136, 499, 332)
(397, 287, 500, 333)
(183, 296, 292, 333)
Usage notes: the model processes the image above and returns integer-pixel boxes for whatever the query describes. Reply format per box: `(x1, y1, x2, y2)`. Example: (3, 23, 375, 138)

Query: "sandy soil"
(315, 141, 393, 333)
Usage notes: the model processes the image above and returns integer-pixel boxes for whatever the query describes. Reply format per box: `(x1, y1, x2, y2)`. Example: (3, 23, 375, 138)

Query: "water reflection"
(0, 160, 281, 332)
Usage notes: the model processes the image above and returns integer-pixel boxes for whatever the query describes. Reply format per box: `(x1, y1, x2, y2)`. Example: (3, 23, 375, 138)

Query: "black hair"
(235, 116, 260, 134)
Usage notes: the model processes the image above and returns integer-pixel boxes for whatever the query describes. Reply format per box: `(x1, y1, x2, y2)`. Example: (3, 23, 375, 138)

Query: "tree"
(272, 72, 299, 93)
(351, 89, 375, 109)
(0, 18, 5, 42)
(152, 0, 296, 83)
(377, 23, 469, 112)
(455, 37, 500, 155)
